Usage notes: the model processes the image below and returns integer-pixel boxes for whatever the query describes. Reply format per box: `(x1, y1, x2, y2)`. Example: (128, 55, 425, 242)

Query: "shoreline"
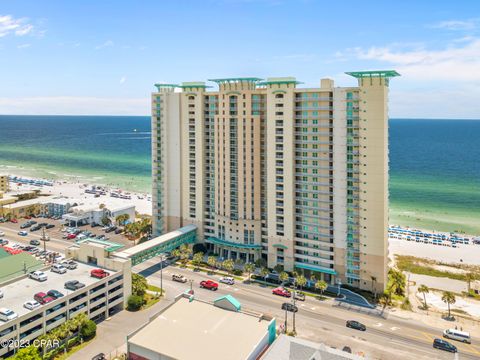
(2, 173, 152, 216)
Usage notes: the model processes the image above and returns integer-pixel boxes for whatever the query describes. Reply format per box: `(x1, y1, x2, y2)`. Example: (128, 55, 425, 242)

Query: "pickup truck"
(199, 280, 218, 291)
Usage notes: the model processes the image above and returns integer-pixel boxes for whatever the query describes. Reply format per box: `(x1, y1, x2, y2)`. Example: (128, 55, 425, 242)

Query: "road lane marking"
(311, 307, 316, 310)
(421, 332, 433, 341)
(374, 322, 383, 327)
(390, 327, 400, 331)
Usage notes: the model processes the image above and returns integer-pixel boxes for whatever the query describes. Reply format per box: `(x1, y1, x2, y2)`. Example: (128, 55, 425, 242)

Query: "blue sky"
(1, 0, 479, 118)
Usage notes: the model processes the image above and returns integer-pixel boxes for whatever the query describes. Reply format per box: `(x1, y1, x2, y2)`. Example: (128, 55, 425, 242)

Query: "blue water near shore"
(0, 115, 479, 233)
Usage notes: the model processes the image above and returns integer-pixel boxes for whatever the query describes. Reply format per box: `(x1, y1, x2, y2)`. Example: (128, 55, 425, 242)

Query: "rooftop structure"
(128, 294, 275, 360)
(0, 249, 44, 283)
(261, 334, 364, 360)
(151, 71, 398, 292)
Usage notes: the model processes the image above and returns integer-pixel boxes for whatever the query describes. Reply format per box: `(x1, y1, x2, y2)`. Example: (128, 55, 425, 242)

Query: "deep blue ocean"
(0, 116, 479, 233)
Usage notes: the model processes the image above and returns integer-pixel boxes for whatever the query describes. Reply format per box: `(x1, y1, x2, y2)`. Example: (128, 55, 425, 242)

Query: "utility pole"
(41, 227, 47, 253)
(292, 280, 297, 334)
(160, 254, 163, 296)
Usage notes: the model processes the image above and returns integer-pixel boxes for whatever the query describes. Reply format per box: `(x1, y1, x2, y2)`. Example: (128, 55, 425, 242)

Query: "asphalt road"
(1, 222, 478, 359)
(135, 259, 480, 360)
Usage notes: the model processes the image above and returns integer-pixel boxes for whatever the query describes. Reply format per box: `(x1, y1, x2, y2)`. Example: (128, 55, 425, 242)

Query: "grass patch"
(451, 309, 469, 315)
(395, 255, 468, 281)
(53, 338, 94, 360)
(147, 284, 162, 293)
(143, 293, 161, 310)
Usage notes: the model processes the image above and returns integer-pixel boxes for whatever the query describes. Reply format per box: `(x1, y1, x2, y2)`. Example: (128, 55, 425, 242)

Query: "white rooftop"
(4, 196, 56, 209)
(128, 295, 271, 360)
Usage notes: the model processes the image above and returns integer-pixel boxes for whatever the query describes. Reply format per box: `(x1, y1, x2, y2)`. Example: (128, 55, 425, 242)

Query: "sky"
(0, 0, 479, 118)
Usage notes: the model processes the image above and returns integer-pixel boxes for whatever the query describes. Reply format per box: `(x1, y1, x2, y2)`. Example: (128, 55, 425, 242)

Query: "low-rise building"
(261, 334, 364, 360)
(0, 241, 131, 358)
(63, 201, 135, 226)
(127, 293, 276, 360)
(1, 196, 54, 218)
(42, 196, 79, 217)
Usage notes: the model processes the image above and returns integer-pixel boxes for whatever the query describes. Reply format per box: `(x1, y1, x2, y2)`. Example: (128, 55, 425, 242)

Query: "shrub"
(80, 320, 97, 340)
(127, 295, 144, 311)
(132, 273, 148, 297)
(232, 269, 243, 276)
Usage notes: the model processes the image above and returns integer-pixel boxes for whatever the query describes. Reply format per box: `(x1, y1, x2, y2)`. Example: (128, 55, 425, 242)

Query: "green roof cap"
(257, 78, 303, 86)
(208, 77, 263, 84)
(154, 83, 179, 91)
(214, 295, 241, 311)
(179, 82, 212, 89)
(345, 70, 400, 78)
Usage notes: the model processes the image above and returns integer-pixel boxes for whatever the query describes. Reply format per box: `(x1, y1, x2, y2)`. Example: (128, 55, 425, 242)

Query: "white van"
(443, 328, 471, 344)
(0, 308, 18, 322)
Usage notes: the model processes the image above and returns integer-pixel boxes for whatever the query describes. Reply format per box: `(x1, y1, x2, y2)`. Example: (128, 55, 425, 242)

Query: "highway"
(135, 258, 480, 360)
(1, 222, 479, 359)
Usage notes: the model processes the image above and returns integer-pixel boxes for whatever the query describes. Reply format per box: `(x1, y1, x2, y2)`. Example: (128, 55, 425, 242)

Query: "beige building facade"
(151, 71, 398, 292)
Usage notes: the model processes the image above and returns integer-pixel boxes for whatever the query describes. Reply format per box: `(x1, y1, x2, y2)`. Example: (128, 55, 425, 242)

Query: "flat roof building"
(127, 294, 276, 360)
(151, 71, 399, 292)
(261, 334, 364, 360)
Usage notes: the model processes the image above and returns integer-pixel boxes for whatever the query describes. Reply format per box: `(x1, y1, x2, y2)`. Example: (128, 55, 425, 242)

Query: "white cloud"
(17, 43, 31, 49)
(429, 19, 479, 31)
(95, 40, 114, 49)
(0, 96, 149, 116)
(354, 38, 480, 81)
(0, 15, 34, 37)
(119, 76, 127, 84)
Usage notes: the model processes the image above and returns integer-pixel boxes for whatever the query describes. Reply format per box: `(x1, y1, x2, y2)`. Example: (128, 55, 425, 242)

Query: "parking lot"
(0, 216, 135, 250)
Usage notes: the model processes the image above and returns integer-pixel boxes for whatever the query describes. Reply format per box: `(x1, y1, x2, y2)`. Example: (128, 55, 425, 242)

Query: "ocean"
(0, 115, 479, 234)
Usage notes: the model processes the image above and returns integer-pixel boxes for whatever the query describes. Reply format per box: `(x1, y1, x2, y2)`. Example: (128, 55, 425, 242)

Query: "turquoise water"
(0, 116, 479, 233)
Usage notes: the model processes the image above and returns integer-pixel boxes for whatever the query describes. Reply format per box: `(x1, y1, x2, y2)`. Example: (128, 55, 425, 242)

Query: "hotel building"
(151, 71, 399, 292)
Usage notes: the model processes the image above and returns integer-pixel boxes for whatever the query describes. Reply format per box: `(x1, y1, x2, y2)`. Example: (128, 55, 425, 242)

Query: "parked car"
(91, 353, 106, 360)
(47, 290, 64, 299)
(219, 276, 235, 285)
(172, 274, 188, 283)
(10, 219, 18, 223)
(20, 223, 31, 229)
(0, 308, 18, 322)
(272, 287, 291, 297)
(67, 233, 77, 239)
(0, 239, 8, 246)
(45, 224, 55, 229)
(199, 280, 218, 291)
(61, 260, 78, 270)
(23, 300, 41, 310)
(30, 239, 40, 246)
(17, 231, 28, 236)
(51, 264, 67, 274)
(114, 228, 123, 234)
(30, 225, 42, 231)
(64, 280, 85, 291)
(346, 320, 366, 331)
(433, 338, 457, 353)
(34, 292, 55, 304)
(294, 291, 306, 301)
(91, 268, 110, 279)
(91, 222, 100, 228)
(105, 226, 117, 233)
(281, 302, 298, 313)
(29, 271, 47, 282)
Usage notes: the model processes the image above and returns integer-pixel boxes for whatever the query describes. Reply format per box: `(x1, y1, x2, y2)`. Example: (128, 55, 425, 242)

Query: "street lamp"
(292, 279, 297, 334)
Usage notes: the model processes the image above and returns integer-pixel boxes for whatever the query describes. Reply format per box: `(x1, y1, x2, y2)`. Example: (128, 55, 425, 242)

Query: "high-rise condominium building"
(151, 71, 399, 292)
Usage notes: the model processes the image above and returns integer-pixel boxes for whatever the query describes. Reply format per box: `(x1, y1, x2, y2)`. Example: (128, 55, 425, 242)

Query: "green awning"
(273, 244, 288, 250)
(206, 237, 262, 250)
(295, 262, 337, 275)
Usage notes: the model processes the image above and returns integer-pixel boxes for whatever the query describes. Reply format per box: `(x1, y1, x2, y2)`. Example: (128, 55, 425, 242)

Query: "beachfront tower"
(151, 71, 399, 293)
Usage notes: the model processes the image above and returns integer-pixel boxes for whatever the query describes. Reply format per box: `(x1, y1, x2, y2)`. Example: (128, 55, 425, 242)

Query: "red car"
(272, 287, 291, 297)
(24, 216, 32, 219)
(91, 269, 110, 279)
(199, 280, 218, 291)
(10, 218, 18, 223)
(34, 292, 55, 304)
(67, 233, 77, 239)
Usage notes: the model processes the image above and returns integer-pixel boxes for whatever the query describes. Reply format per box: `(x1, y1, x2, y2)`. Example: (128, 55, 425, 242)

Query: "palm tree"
(192, 252, 204, 270)
(244, 263, 256, 282)
(315, 280, 327, 295)
(418, 284, 429, 309)
(171, 248, 181, 261)
(442, 291, 456, 319)
(179, 244, 192, 265)
(296, 275, 307, 291)
(207, 256, 217, 272)
(388, 268, 406, 296)
(279, 271, 289, 284)
(465, 272, 477, 293)
(260, 267, 269, 281)
(222, 259, 235, 275)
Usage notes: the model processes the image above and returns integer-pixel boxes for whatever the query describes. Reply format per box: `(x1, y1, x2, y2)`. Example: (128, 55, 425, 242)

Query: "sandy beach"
(4, 174, 152, 216)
